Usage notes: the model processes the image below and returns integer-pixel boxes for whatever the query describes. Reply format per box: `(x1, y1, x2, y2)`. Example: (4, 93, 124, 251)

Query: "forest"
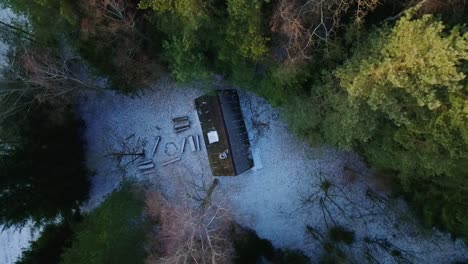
(0, 0, 467, 263)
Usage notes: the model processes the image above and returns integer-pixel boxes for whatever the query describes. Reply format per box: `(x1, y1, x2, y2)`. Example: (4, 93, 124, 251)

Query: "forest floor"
(78, 77, 468, 264)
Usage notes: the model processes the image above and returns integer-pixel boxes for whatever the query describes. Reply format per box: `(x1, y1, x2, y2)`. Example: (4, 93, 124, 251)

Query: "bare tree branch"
(146, 192, 234, 264)
(271, 0, 379, 62)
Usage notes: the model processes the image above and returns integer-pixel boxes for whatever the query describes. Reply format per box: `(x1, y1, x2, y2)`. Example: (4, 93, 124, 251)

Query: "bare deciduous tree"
(0, 46, 97, 121)
(270, 0, 379, 62)
(146, 192, 233, 264)
(20, 49, 96, 93)
(101, 131, 147, 171)
(79, 0, 137, 39)
(288, 171, 383, 229)
(78, 0, 160, 88)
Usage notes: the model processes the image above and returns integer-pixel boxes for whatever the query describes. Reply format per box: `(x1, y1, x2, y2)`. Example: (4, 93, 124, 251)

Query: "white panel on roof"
(207, 130, 219, 144)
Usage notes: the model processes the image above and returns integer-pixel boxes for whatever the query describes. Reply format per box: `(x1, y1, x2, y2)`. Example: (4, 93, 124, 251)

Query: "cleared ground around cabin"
(78, 77, 468, 263)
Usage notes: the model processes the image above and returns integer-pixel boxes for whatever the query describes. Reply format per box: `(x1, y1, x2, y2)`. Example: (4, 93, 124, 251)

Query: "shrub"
(61, 182, 147, 264)
(16, 222, 75, 264)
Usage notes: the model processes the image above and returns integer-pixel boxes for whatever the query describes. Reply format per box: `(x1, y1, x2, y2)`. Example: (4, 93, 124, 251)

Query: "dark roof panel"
(217, 90, 254, 175)
(195, 90, 254, 176)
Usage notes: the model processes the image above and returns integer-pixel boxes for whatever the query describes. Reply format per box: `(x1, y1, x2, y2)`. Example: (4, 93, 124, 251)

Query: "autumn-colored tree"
(78, 0, 162, 91)
(0, 45, 97, 120)
(145, 192, 233, 264)
(334, 8, 468, 177)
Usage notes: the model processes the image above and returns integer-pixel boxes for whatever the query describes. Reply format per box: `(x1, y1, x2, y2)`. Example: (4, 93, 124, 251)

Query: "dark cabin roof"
(195, 90, 254, 176)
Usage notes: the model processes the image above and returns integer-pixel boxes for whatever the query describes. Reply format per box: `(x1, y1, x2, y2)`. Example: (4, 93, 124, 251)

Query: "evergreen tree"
(16, 221, 75, 264)
(0, 103, 90, 227)
(61, 183, 147, 264)
(286, 7, 468, 239)
(333, 9, 467, 238)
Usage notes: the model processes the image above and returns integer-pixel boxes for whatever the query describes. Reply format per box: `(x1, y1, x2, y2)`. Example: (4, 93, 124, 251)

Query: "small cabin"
(195, 90, 254, 176)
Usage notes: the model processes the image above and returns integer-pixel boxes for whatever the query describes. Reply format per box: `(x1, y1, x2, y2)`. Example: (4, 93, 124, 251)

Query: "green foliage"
(162, 35, 211, 82)
(408, 177, 468, 238)
(138, 0, 207, 31)
(140, 0, 269, 83)
(289, 9, 468, 240)
(231, 225, 310, 264)
(231, 226, 275, 263)
(336, 11, 468, 123)
(3, 0, 164, 92)
(61, 182, 147, 264)
(214, 0, 269, 86)
(16, 221, 75, 264)
(335, 12, 468, 236)
(321, 93, 380, 150)
(253, 64, 310, 106)
(280, 250, 309, 264)
(223, 0, 269, 61)
(0, 104, 90, 227)
(140, 0, 213, 83)
(284, 96, 323, 145)
(1, 0, 79, 43)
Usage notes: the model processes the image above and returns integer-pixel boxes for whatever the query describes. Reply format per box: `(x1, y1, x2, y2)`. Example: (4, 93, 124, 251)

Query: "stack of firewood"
(173, 116, 190, 132)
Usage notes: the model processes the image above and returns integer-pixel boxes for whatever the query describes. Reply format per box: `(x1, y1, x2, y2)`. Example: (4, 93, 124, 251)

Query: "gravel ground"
(78, 77, 468, 263)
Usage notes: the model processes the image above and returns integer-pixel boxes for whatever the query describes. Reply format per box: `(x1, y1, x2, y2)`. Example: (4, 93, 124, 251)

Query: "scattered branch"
(103, 131, 146, 169)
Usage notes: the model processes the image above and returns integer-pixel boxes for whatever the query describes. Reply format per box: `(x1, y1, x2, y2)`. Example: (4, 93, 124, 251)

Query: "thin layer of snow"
(0, 7, 13, 70)
(0, 223, 41, 264)
(0, 7, 25, 69)
(79, 78, 468, 263)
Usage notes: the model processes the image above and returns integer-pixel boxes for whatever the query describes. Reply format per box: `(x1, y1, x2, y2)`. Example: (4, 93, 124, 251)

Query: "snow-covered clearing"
(78, 78, 468, 263)
(0, 222, 40, 264)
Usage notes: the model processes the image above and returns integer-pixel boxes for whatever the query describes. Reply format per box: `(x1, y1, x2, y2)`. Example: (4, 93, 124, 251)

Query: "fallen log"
(138, 163, 155, 170)
(175, 125, 190, 133)
(188, 136, 196, 152)
(172, 116, 189, 122)
(200, 179, 219, 210)
(197, 135, 202, 151)
(174, 120, 190, 128)
(180, 137, 186, 154)
(161, 157, 181, 166)
(194, 135, 199, 151)
(141, 169, 156, 175)
(151, 136, 161, 157)
(137, 159, 152, 166)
